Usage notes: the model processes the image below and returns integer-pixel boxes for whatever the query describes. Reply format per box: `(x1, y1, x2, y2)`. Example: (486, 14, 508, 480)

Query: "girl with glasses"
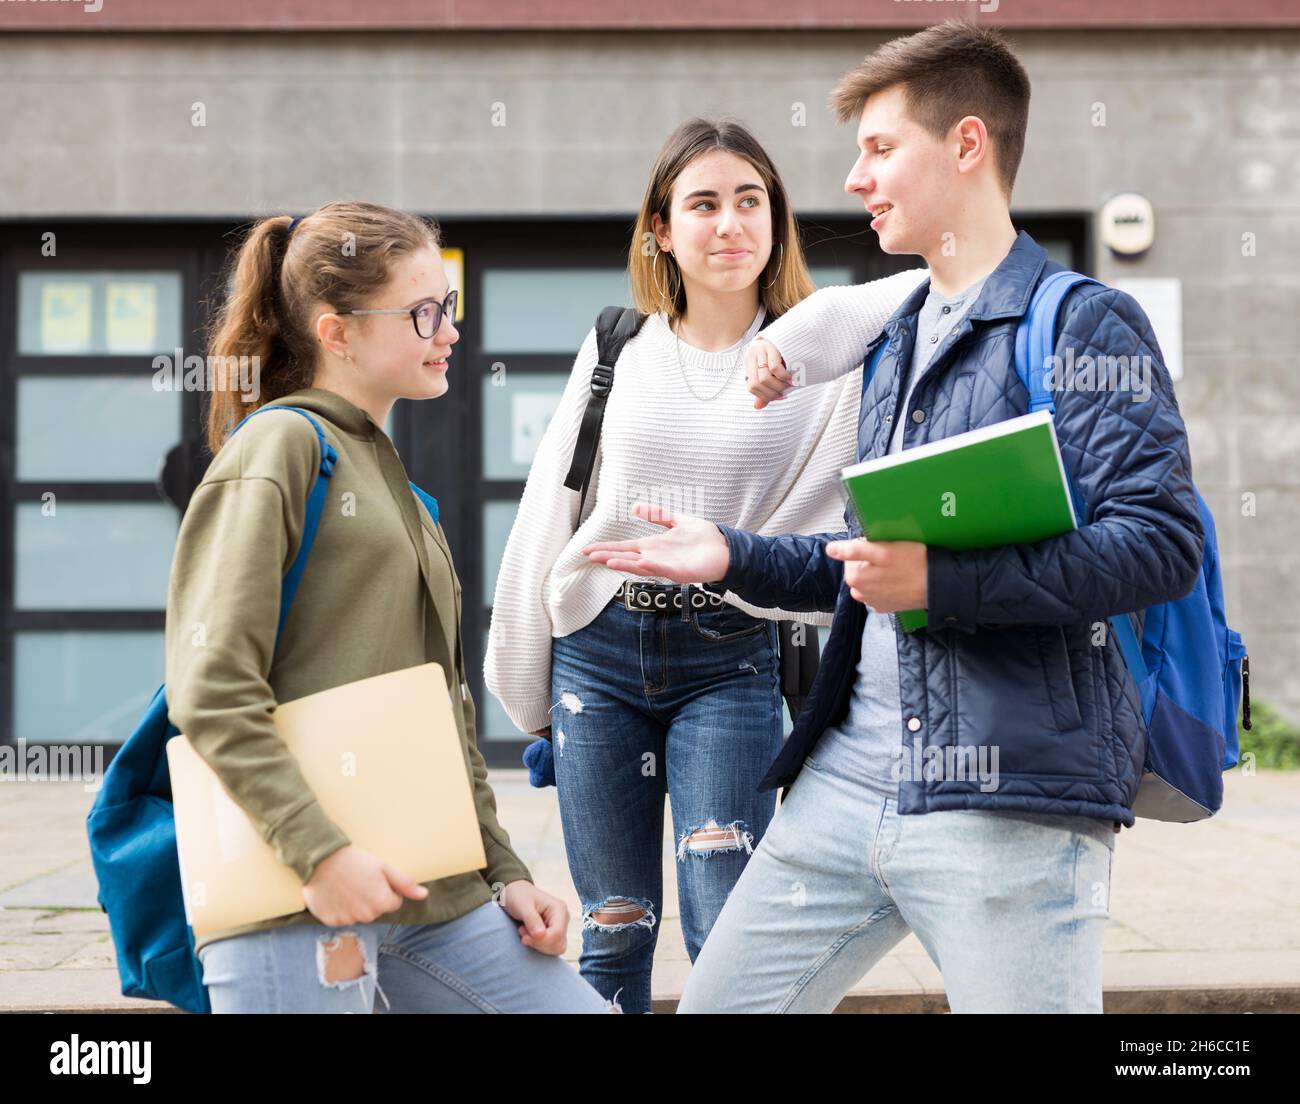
(167, 200, 609, 1013)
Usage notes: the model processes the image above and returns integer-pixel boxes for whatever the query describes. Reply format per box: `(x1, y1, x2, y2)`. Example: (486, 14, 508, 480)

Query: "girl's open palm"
(581, 503, 729, 584)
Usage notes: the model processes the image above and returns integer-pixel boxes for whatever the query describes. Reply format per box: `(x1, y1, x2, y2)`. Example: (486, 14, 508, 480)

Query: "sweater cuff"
(501, 693, 554, 736)
(760, 313, 832, 389)
(267, 799, 352, 885)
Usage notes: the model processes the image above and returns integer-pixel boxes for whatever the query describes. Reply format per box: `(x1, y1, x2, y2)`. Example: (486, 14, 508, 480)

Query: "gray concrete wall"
(3, 28, 1296, 721)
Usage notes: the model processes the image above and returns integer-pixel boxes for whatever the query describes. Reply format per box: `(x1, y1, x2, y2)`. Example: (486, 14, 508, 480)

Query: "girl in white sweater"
(484, 117, 924, 1013)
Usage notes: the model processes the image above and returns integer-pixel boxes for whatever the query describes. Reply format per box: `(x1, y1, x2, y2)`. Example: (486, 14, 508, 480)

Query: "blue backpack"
(1014, 271, 1249, 821)
(86, 404, 441, 1013)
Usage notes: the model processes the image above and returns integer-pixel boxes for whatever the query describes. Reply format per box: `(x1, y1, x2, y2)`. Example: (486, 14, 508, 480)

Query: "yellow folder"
(167, 661, 487, 938)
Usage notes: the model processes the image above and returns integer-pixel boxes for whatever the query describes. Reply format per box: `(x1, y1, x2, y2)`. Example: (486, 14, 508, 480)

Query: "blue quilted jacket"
(717, 231, 1205, 826)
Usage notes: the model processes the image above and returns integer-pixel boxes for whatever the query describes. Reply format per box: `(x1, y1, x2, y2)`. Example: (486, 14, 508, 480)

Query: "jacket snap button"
(907, 717, 922, 732)
(885, 414, 892, 422)
(911, 409, 925, 423)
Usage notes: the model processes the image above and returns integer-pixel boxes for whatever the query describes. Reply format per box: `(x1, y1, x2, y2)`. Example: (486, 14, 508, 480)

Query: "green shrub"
(1236, 700, 1300, 771)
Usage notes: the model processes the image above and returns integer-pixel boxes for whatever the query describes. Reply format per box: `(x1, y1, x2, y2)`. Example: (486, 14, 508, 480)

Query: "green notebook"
(838, 410, 1078, 632)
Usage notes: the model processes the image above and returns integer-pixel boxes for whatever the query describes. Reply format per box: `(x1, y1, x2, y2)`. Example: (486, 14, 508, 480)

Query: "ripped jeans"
(677, 754, 1116, 1013)
(198, 899, 611, 1013)
(550, 589, 785, 1014)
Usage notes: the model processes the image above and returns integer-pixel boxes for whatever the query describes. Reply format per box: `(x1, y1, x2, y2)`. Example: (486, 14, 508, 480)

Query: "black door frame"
(0, 220, 213, 754)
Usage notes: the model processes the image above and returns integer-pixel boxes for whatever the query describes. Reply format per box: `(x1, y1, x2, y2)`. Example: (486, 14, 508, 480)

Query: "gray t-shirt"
(808, 274, 1118, 846)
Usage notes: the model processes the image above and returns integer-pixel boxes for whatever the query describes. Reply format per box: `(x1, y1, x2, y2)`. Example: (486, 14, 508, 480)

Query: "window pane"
(14, 630, 164, 744)
(1041, 240, 1073, 268)
(482, 269, 630, 353)
(481, 372, 570, 480)
(15, 501, 178, 610)
(18, 271, 182, 356)
(17, 375, 181, 482)
(482, 500, 520, 607)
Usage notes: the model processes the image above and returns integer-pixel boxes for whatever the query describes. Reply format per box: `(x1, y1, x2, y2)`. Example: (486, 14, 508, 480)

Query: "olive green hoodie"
(164, 387, 531, 954)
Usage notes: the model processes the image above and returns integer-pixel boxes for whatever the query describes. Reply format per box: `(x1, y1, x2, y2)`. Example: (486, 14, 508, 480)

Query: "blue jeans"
(198, 899, 610, 1013)
(678, 753, 1116, 1013)
(551, 591, 784, 1014)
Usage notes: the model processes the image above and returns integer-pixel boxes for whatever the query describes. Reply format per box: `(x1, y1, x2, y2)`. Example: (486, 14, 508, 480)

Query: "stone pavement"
(1, 769, 1297, 1013)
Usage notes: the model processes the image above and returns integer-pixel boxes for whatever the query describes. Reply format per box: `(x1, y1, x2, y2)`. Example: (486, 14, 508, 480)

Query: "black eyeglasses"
(340, 289, 458, 339)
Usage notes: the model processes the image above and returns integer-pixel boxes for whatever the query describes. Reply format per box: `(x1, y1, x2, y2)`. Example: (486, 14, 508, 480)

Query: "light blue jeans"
(677, 753, 1117, 1013)
(198, 899, 611, 1013)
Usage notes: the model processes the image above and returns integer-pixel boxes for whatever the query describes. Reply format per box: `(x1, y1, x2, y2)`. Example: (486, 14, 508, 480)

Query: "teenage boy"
(581, 20, 1204, 1013)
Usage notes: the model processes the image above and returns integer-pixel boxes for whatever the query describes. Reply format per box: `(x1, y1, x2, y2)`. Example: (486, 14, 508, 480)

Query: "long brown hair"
(627, 118, 815, 322)
(203, 200, 442, 454)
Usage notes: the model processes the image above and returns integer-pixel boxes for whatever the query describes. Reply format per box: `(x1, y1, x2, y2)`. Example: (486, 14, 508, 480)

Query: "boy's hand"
(745, 336, 794, 409)
(499, 880, 568, 955)
(826, 538, 928, 612)
(582, 502, 730, 583)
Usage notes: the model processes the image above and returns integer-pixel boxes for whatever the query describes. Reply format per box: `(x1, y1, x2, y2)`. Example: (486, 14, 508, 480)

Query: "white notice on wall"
(1112, 277, 1183, 382)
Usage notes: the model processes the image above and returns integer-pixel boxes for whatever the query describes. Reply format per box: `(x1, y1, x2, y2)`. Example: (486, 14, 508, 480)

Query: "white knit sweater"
(483, 268, 929, 734)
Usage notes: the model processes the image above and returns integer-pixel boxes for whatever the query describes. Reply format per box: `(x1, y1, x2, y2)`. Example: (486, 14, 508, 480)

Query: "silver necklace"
(670, 315, 751, 402)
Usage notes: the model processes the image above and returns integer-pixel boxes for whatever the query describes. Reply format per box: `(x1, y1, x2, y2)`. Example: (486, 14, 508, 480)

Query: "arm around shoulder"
(759, 267, 927, 388)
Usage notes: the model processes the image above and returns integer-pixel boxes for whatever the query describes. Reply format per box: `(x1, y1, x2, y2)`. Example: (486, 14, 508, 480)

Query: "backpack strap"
(563, 306, 648, 521)
(861, 337, 889, 394)
(1012, 272, 1150, 682)
(409, 482, 440, 526)
(561, 304, 776, 522)
(1014, 270, 1100, 418)
(228, 405, 338, 643)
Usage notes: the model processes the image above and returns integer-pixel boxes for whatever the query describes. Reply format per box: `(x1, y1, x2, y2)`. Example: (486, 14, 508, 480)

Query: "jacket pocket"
(1037, 626, 1084, 731)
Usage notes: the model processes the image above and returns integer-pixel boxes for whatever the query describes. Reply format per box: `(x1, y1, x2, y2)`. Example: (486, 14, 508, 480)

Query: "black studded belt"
(618, 580, 726, 612)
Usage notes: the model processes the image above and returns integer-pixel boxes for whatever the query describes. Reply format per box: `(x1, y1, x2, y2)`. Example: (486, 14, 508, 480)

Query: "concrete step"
(4, 965, 1298, 1014)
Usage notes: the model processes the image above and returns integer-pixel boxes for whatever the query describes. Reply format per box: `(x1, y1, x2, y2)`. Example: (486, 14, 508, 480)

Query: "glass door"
(1, 227, 206, 748)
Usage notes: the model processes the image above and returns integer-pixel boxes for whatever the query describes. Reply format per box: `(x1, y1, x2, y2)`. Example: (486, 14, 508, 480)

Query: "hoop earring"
(652, 248, 679, 305)
(761, 243, 785, 291)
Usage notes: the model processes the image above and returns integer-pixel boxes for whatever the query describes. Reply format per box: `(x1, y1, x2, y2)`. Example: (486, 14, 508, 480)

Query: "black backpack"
(563, 305, 821, 725)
